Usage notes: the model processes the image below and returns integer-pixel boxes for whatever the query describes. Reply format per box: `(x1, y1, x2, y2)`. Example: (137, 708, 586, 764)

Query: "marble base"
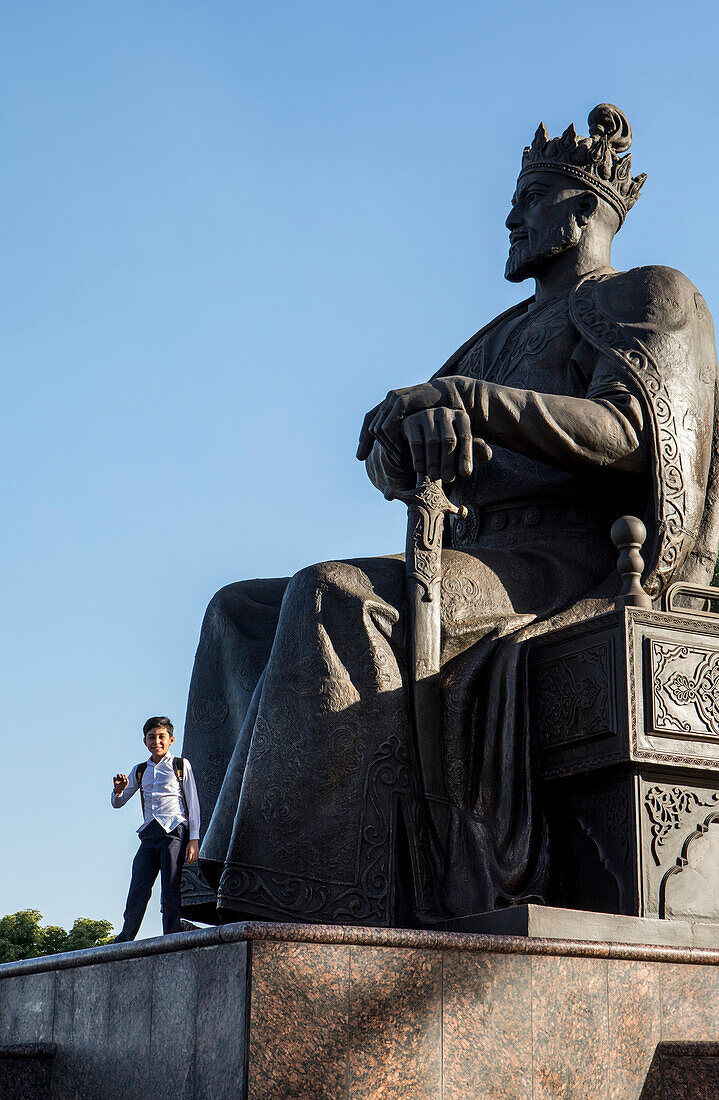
(2, 919, 719, 1098)
(429, 903, 719, 947)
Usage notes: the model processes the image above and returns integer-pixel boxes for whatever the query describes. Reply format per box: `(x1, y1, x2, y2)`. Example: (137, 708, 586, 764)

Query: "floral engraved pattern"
(574, 785, 631, 866)
(478, 295, 571, 387)
(329, 725, 366, 769)
(261, 783, 299, 828)
(361, 648, 395, 688)
(191, 693, 229, 733)
(644, 785, 719, 865)
(289, 654, 333, 696)
(288, 654, 357, 711)
(204, 751, 231, 798)
(217, 734, 434, 925)
(570, 279, 687, 595)
(235, 658, 263, 693)
(251, 714, 273, 759)
(534, 643, 610, 747)
(623, 611, 719, 771)
(391, 477, 459, 599)
(410, 540, 442, 596)
(651, 640, 719, 737)
(216, 734, 441, 924)
(449, 497, 480, 549)
(441, 563, 481, 621)
(181, 863, 216, 904)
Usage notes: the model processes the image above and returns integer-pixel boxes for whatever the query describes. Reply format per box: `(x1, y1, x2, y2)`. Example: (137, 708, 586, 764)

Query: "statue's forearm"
(449, 376, 647, 475)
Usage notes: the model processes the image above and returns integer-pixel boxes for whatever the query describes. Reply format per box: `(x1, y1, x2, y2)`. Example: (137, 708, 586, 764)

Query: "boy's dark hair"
(143, 716, 174, 737)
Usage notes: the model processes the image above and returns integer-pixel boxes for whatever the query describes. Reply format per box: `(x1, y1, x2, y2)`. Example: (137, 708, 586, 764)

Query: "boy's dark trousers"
(115, 820, 188, 941)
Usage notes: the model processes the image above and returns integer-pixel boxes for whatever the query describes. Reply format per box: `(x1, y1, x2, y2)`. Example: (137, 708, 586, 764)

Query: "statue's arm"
(459, 362, 647, 474)
(357, 352, 648, 481)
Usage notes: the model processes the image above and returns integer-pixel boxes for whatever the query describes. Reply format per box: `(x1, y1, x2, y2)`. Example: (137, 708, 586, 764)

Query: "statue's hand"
(403, 409, 492, 482)
(357, 400, 388, 461)
(357, 381, 461, 462)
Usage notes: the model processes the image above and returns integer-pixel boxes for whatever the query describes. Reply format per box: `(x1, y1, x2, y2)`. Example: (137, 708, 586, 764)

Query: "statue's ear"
(576, 190, 599, 226)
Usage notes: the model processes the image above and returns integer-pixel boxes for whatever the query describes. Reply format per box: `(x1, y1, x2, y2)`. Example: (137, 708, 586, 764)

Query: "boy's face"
(144, 726, 175, 762)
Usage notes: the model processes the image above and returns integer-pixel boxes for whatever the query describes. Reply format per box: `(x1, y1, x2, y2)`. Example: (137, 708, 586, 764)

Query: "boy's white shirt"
(111, 752, 201, 840)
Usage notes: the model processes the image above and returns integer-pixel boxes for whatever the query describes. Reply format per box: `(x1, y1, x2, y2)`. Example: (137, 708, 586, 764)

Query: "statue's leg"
(215, 555, 416, 925)
(208, 548, 547, 925)
(182, 577, 289, 852)
(193, 528, 617, 925)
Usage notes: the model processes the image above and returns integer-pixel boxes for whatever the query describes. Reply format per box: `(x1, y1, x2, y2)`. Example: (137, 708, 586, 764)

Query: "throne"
(530, 516, 719, 923)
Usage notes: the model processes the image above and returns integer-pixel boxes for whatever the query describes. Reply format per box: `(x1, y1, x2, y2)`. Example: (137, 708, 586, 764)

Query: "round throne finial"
(611, 515, 652, 609)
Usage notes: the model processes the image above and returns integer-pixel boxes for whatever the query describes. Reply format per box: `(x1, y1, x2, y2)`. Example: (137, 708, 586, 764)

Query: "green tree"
(0, 910, 44, 962)
(0, 910, 114, 961)
(64, 917, 114, 952)
(39, 925, 72, 955)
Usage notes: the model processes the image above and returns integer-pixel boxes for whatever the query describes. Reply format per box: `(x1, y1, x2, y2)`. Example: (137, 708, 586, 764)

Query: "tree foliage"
(0, 910, 114, 962)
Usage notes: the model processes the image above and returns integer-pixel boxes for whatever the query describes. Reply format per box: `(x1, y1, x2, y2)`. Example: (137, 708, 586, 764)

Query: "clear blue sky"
(3, 0, 719, 939)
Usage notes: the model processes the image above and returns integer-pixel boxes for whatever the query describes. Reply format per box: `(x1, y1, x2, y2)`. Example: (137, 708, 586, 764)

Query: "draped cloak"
(181, 266, 719, 926)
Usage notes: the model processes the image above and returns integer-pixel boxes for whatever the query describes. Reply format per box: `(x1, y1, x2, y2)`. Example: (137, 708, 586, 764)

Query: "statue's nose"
(506, 206, 520, 230)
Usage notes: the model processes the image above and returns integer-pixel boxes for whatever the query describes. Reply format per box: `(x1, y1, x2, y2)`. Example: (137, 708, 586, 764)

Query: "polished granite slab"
(1, 916, 719, 1098)
(429, 902, 719, 947)
(0, 1044, 55, 1099)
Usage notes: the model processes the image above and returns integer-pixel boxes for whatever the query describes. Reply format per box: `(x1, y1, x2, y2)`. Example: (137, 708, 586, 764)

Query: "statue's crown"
(519, 104, 646, 226)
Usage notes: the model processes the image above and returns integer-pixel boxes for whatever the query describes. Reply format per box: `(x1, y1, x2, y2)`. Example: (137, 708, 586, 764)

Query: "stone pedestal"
(427, 902, 719, 946)
(529, 606, 719, 921)
(0, 1043, 55, 1099)
(2, 919, 719, 1097)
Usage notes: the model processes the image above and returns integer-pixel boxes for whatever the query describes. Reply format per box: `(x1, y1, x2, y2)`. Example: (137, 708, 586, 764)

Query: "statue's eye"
(526, 192, 537, 207)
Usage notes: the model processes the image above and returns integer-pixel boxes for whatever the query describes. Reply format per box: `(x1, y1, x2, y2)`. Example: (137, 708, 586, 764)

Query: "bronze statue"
(181, 104, 719, 927)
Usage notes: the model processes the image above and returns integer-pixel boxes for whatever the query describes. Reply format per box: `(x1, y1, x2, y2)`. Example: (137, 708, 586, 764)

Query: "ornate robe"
(182, 266, 719, 926)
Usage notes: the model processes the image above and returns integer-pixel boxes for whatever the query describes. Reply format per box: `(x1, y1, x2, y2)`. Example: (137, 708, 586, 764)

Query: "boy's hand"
(113, 773, 128, 795)
(185, 840, 200, 865)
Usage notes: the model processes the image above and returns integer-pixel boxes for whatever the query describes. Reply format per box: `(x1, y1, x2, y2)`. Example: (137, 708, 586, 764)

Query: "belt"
(476, 503, 612, 536)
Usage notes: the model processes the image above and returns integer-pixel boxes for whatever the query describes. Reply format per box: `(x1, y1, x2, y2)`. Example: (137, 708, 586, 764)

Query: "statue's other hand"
(357, 401, 384, 461)
(403, 409, 492, 482)
(357, 382, 455, 462)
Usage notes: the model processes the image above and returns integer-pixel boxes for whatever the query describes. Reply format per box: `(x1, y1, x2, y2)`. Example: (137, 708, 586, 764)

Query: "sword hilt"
(385, 475, 468, 520)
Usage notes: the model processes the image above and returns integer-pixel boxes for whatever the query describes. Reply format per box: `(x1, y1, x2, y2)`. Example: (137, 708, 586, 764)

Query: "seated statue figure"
(182, 104, 719, 927)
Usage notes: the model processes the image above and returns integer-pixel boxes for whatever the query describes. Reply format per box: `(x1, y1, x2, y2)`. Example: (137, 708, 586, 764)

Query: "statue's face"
(505, 170, 585, 283)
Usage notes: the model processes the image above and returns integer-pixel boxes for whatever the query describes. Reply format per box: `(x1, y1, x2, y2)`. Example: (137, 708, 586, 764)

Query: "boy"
(112, 716, 200, 941)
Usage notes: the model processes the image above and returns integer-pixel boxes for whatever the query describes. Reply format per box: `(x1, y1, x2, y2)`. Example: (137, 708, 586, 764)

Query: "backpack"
(135, 757, 189, 821)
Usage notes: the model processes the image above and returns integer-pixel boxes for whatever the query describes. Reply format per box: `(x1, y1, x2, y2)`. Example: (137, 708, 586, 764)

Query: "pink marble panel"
(531, 955, 608, 1099)
(348, 945, 441, 1099)
(248, 940, 350, 1099)
(442, 950, 531, 1099)
(608, 959, 661, 1099)
(659, 962, 719, 1041)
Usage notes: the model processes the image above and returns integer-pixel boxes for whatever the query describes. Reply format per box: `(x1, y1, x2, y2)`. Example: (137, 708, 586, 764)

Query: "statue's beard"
(504, 217, 582, 283)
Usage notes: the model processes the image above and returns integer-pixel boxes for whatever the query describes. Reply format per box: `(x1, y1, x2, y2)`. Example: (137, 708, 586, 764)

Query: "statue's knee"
(290, 562, 330, 597)
(204, 582, 248, 633)
(289, 561, 359, 605)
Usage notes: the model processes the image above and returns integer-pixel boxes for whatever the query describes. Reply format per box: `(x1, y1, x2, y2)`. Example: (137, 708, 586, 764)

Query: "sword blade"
(391, 475, 466, 804)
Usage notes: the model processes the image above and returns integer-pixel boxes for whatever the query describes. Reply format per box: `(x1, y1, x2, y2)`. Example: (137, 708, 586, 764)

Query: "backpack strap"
(173, 757, 190, 823)
(135, 762, 148, 818)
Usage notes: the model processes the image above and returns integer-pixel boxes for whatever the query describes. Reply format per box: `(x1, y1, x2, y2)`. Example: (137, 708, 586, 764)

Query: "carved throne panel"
(530, 605, 719, 921)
